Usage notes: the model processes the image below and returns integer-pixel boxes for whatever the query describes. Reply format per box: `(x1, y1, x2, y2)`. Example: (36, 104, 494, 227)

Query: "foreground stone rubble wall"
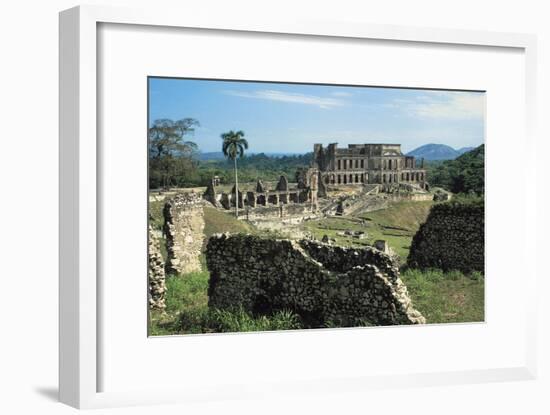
(163, 192, 205, 275)
(407, 199, 484, 273)
(206, 234, 425, 326)
(148, 225, 166, 311)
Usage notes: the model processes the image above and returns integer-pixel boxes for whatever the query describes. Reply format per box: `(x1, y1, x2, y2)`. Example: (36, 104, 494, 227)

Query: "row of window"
(324, 171, 425, 185)
(337, 159, 364, 170)
(336, 158, 415, 170)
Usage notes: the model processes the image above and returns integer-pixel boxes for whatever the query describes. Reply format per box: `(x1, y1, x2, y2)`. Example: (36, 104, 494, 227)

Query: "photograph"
(147, 77, 485, 335)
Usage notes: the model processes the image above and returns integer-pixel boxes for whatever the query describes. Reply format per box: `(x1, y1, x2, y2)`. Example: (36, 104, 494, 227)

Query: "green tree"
(221, 130, 249, 217)
(148, 118, 199, 189)
(425, 145, 484, 195)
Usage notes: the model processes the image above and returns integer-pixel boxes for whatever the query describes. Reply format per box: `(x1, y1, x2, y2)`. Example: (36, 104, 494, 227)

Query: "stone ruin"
(148, 225, 166, 311)
(203, 179, 222, 208)
(408, 199, 484, 273)
(206, 234, 425, 327)
(203, 170, 322, 214)
(163, 192, 205, 275)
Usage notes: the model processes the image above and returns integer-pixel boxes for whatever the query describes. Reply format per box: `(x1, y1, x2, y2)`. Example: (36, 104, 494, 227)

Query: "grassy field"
(149, 195, 484, 335)
(401, 268, 484, 324)
(304, 200, 433, 260)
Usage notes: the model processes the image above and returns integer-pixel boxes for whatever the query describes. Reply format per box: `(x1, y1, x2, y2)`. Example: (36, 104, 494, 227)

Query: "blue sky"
(148, 78, 485, 154)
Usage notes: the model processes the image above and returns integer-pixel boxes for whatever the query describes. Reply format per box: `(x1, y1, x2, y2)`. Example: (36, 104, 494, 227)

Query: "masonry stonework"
(407, 199, 484, 273)
(206, 234, 425, 326)
(163, 192, 205, 275)
(148, 225, 167, 311)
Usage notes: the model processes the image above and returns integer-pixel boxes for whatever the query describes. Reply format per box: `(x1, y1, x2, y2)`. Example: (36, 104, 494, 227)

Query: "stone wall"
(206, 234, 425, 327)
(407, 198, 484, 273)
(242, 203, 319, 222)
(163, 192, 205, 275)
(148, 225, 166, 311)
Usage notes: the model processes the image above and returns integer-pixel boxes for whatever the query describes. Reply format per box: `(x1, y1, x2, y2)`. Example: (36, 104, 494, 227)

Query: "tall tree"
(148, 118, 199, 188)
(221, 130, 249, 217)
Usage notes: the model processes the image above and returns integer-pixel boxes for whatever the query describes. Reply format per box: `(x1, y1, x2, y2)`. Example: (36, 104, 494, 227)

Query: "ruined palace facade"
(313, 143, 427, 189)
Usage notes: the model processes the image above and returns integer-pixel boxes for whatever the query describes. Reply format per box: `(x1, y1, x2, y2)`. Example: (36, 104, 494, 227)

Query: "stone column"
(247, 191, 257, 207)
(163, 193, 205, 275)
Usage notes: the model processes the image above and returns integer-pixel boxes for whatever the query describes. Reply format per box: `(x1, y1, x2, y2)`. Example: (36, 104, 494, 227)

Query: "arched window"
(355, 174, 359, 183)
(383, 174, 386, 183)
(338, 160, 341, 170)
(388, 159, 392, 170)
(421, 173, 424, 181)
(360, 159, 364, 169)
(338, 175, 341, 184)
(349, 174, 353, 183)
(343, 175, 347, 184)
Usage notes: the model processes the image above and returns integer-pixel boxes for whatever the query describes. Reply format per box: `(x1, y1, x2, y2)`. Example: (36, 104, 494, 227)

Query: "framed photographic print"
(59, 4, 538, 409)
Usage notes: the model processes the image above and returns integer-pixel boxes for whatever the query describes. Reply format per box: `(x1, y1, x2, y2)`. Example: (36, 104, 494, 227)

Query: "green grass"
(358, 200, 434, 230)
(303, 200, 433, 260)
(401, 268, 485, 324)
(205, 308, 302, 333)
(149, 267, 211, 335)
(303, 217, 371, 248)
(148, 199, 165, 231)
(149, 266, 302, 334)
(203, 206, 257, 239)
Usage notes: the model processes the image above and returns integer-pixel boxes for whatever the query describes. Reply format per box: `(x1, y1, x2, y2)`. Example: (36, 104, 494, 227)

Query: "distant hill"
(197, 151, 226, 161)
(406, 143, 461, 160)
(457, 147, 475, 155)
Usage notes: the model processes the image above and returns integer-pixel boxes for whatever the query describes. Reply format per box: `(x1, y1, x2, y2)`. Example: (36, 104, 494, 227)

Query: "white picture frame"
(59, 4, 538, 409)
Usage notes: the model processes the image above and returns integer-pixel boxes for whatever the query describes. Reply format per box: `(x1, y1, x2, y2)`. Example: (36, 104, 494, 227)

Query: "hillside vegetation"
(426, 144, 484, 195)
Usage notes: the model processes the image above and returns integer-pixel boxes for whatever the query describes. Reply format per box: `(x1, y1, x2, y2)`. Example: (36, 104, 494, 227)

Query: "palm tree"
(221, 130, 248, 217)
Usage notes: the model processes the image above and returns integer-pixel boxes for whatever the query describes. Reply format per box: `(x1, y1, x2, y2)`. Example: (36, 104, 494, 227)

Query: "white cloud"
(223, 89, 346, 109)
(330, 91, 353, 97)
(397, 92, 485, 120)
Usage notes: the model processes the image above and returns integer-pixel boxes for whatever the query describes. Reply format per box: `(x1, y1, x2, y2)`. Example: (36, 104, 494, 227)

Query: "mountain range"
(406, 143, 476, 161)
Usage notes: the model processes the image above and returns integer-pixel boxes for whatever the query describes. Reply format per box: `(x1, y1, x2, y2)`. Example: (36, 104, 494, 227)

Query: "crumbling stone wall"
(206, 234, 425, 327)
(163, 192, 205, 275)
(148, 225, 166, 311)
(407, 198, 484, 273)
